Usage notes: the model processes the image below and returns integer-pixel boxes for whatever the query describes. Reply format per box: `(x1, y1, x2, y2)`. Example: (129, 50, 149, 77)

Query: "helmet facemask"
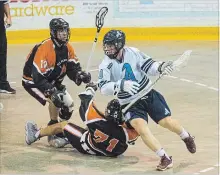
(50, 18, 70, 47)
(56, 28, 70, 44)
(103, 30, 125, 59)
(103, 41, 124, 59)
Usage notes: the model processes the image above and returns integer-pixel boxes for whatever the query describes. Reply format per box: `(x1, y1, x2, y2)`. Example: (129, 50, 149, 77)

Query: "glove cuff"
(158, 62, 165, 74)
(86, 87, 96, 95)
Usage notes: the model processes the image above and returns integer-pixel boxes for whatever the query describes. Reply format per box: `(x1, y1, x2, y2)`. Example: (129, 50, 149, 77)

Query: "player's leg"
(22, 82, 47, 106)
(47, 99, 73, 148)
(123, 100, 173, 171)
(62, 123, 91, 154)
(25, 121, 68, 146)
(0, 30, 15, 94)
(46, 89, 74, 147)
(147, 89, 196, 154)
(22, 83, 69, 147)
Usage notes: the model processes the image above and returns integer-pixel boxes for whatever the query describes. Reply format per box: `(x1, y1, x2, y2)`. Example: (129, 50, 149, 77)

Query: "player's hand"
(86, 82, 98, 91)
(121, 80, 140, 95)
(75, 71, 91, 86)
(158, 61, 173, 75)
(5, 17, 12, 28)
(45, 88, 65, 108)
(50, 90, 65, 108)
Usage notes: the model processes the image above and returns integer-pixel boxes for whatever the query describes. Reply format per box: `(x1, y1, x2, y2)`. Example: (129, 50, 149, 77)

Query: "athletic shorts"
(63, 123, 106, 156)
(122, 89, 171, 125)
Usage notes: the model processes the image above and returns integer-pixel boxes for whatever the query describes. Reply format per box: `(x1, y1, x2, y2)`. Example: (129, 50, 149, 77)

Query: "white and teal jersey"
(98, 46, 161, 105)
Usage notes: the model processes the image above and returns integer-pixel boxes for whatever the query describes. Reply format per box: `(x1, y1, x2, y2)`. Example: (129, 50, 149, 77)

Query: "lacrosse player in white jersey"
(98, 30, 196, 171)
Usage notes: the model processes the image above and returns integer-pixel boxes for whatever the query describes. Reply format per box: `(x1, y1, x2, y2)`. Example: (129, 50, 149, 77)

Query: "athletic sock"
(179, 128, 189, 140)
(156, 148, 171, 160)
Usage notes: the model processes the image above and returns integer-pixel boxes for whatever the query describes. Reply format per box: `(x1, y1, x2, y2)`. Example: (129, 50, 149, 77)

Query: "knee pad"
(62, 90, 74, 110)
(59, 106, 73, 121)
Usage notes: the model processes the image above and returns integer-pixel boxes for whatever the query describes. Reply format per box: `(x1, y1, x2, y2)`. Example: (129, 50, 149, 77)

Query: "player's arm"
(78, 83, 104, 123)
(98, 59, 139, 96)
(66, 44, 91, 86)
(139, 51, 173, 76)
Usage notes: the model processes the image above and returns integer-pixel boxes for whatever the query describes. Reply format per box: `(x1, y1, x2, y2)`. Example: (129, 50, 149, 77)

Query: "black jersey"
(78, 91, 139, 157)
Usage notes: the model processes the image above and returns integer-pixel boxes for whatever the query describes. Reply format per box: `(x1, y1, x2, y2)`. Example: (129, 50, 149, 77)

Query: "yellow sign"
(11, 4, 74, 17)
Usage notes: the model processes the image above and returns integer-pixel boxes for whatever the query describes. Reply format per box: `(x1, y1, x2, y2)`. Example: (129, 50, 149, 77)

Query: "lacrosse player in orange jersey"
(25, 83, 139, 157)
(22, 18, 91, 147)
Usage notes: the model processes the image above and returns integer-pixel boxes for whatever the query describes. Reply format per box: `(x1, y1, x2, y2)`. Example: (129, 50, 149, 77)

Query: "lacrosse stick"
(86, 7, 108, 73)
(122, 50, 192, 114)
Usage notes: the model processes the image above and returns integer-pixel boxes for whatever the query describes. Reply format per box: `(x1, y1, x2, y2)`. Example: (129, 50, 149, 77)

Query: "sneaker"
(25, 121, 39, 145)
(156, 155, 173, 171)
(183, 134, 196, 153)
(48, 135, 69, 148)
(0, 84, 16, 94)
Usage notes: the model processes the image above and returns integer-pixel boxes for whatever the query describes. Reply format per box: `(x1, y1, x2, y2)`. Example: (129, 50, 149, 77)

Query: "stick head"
(172, 50, 192, 71)
(96, 7, 108, 32)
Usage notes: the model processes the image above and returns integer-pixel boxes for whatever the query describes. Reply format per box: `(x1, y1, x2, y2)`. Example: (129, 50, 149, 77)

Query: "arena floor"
(0, 40, 218, 175)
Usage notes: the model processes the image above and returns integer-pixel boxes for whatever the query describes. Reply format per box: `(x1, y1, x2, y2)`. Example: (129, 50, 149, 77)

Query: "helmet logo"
(116, 31, 122, 38)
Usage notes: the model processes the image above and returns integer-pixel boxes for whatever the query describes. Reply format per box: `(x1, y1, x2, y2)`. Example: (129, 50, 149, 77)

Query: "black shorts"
(122, 89, 171, 125)
(22, 80, 47, 106)
(63, 123, 89, 154)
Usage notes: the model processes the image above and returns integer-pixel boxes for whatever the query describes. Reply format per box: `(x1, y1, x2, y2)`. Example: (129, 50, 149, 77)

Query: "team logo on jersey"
(164, 108, 170, 115)
(122, 63, 137, 81)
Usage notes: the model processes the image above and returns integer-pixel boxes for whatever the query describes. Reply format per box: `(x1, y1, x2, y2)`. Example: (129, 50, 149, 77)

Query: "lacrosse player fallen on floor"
(25, 83, 139, 157)
(22, 18, 91, 148)
(98, 29, 196, 171)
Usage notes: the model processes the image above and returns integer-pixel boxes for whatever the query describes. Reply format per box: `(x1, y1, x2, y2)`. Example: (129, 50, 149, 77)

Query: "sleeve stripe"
(98, 80, 110, 88)
(141, 59, 153, 70)
(143, 61, 156, 73)
(141, 59, 155, 73)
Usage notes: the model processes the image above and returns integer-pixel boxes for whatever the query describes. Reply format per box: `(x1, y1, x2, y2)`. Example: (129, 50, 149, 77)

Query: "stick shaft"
(122, 50, 192, 114)
(86, 32, 100, 73)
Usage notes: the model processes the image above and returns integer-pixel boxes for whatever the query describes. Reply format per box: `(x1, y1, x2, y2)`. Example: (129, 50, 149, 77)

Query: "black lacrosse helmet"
(49, 18, 70, 47)
(103, 30, 125, 59)
(105, 99, 124, 125)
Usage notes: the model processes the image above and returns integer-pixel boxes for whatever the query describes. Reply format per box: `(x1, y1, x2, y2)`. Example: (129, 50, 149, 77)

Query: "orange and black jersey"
(23, 38, 81, 92)
(78, 91, 139, 157)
